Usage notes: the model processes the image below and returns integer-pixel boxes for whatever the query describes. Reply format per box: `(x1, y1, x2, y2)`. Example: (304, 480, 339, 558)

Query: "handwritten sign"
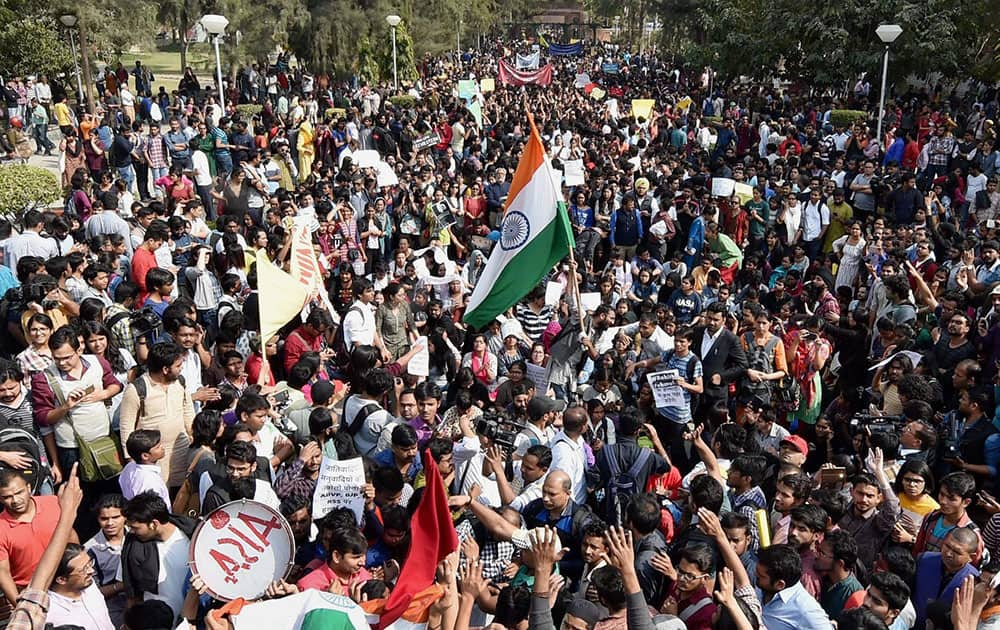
(408, 336, 429, 377)
(191, 501, 294, 601)
(564, 159, 586, 186)
(711, 177, 736, 198)
(480, 78, 495, 93)
(647, 370, 685, 409)
(312, 457, 366, 522)
(631, 99, 655, 121)
(525, 362, 551, 395)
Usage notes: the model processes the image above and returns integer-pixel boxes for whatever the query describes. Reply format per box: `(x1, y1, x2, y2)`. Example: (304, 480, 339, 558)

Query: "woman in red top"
(155, 165, 195, 214)
(463, 182, 488, 231)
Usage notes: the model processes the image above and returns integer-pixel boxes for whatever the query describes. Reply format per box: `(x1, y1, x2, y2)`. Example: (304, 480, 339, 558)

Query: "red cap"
(781, 435, 809, 455)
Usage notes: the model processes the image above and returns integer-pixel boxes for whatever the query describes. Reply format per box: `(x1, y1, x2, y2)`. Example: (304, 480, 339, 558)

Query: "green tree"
(156, 0, 205, 71)
(0, 19, 73, 78)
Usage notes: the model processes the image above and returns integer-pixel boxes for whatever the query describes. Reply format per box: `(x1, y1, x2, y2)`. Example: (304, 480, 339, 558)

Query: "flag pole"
(566, 242, 587, 335)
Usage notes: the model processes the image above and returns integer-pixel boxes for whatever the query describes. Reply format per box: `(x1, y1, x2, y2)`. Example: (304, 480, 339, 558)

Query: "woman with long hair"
(61, 133, 87, 188)
(461, 333, 498, 392)
(82, 320, 136, 425)
(376, 282, 416, 360)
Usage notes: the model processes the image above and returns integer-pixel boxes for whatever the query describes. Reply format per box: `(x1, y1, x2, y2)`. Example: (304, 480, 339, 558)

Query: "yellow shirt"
(824, 201, 854, 251)
(53, 102, 71, 127)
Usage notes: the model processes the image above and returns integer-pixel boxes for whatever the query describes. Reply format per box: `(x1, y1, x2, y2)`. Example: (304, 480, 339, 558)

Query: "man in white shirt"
(801, 187, 831, 261)
(342, 279, 391, 361)
(6, 210, 57, 271)
(46, 543, 115, 630)
(120, 493, 194, 618)
(549, 406, 589, 506)
(118, 430, 170, 506)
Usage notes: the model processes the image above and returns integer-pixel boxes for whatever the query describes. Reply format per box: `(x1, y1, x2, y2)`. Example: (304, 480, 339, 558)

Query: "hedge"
(0, 165, 60, 221)
(828, 110, 868, 128)
(234, 104, 263, 121)
(388, 95, 417, 110)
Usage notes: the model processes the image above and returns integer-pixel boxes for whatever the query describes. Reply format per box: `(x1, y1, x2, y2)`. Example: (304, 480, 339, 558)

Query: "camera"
(475, 412, 526, 451)
(850, 413, 905, 434)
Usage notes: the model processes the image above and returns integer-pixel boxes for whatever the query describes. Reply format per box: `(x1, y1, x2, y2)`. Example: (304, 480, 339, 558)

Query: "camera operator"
(900, 408, 937, 464)
(19, 274, 75, 343)
(945, 386, 1000, 490)
(871, 354, 914, 417)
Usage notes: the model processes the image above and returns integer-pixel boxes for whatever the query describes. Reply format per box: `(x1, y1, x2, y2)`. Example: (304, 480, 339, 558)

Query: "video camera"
(475, 411, 527, 451)
(4, 277, 60, 312)
(850, 413, 906, 435)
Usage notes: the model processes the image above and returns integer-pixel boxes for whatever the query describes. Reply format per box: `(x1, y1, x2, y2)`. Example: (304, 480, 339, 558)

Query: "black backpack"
(739, 333, 780, 405)
(329, 305, 364, 369)
(0, 427, 48, 492)
(603, 444, 652, 525)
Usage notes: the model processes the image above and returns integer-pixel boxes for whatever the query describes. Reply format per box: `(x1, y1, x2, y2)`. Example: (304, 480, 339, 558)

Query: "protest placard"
(564, 160, 586, 186)
(631, 99, 655, 121)
(408, 336, 429, 376)
(647, 370, 685, 409)
(312, 457, 366, 522)
(413, 132, 441, 152)
(711, 177, 736, 198)
(525, 362, 551, 394)
(480, 78, 495, 93)
(545, 281, 564, 306)
(580, 293, 601, 312)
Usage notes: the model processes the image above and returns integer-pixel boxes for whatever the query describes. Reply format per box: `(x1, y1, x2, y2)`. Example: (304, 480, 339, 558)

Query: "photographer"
(945, 386, 1000, 489)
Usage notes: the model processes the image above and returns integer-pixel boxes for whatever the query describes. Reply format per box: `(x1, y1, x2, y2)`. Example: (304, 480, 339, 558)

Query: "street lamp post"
(60, 14, 84, 107)
(201, 14, 229, 113)
(875, 24, 903, 153)
(386, 15, 401, 92)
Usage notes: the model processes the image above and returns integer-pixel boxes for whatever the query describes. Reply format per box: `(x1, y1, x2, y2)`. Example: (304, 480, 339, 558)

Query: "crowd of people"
(1, 36, 1000, 630)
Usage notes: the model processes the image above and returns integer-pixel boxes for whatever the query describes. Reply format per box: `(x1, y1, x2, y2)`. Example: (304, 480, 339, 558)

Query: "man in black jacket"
(121, 491, 197, 617)
(691, 302, 748, 421)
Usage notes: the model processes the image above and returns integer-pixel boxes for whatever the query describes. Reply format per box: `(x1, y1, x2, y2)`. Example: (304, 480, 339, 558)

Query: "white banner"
(312, 457, 366, 522)
(516, 51, 540, 70)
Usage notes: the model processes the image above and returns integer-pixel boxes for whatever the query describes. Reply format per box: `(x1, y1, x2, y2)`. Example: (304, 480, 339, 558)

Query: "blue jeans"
(216, 153, 233, 177)
(117, 165, 135, 191)
(33, 124, 53, 152)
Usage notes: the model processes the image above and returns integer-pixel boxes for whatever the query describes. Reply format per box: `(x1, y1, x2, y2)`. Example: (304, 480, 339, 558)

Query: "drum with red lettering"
(189, 500, 296, 601)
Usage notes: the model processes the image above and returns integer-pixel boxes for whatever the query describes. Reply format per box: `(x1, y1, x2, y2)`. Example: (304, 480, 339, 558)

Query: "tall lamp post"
(201, 14, 229, 112)
(386, 15, 401, 92)
(875, 24, 903, 151)
(59, 14, 84, 107)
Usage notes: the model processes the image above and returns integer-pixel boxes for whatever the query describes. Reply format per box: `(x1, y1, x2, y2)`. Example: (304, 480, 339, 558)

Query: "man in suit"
(692, 301, 748, 422)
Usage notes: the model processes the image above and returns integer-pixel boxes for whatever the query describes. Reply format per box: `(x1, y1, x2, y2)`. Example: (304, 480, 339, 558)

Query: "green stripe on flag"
(464, 204, 574, 329)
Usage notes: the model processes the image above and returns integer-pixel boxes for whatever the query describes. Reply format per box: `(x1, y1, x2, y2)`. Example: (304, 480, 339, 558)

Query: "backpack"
(603, 444, 652, 525)
(345, 398, 381, 436)
(739, 333, 781, 405)
(329, 305, 364, 369)
(0, 427, 48, 493)
(130, 373, 186, 421)
(106, 307, 163, 347)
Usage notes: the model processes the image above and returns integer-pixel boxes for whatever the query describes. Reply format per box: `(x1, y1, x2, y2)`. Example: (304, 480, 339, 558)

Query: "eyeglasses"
(677, 570, 710, 582)
(901, 477, 925, 485)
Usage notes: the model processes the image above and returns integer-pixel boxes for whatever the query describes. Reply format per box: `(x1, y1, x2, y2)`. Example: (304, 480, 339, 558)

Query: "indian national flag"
(463, 115, 574, 329)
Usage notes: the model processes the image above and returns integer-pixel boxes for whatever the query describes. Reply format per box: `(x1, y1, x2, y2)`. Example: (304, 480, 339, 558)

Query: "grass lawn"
(123, 42, 216, 94)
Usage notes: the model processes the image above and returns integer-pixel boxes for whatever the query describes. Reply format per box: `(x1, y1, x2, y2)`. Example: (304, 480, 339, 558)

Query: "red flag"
(376, 450, 458, 630)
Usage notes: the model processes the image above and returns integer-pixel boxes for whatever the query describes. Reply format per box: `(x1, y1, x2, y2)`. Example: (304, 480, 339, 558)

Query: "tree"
(156, 0, 205, 71)
(653, 0, 997, 88)
(0, 20, 73, 78)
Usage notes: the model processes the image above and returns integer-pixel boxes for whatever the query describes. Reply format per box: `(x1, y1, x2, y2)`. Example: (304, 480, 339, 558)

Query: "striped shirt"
(656, 351, 702, 424)
(515, 303, 553, 342)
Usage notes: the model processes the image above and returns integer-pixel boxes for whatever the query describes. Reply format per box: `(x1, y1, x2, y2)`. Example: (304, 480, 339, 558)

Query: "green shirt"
(821, 573, 863, 620)
(746, 200, 769, 237)
(710, 232, 743, 268)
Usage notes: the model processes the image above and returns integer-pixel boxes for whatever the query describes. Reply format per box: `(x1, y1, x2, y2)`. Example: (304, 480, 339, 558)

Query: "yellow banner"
(258, 256, 308, 345)
(631, 99, 655, 121)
